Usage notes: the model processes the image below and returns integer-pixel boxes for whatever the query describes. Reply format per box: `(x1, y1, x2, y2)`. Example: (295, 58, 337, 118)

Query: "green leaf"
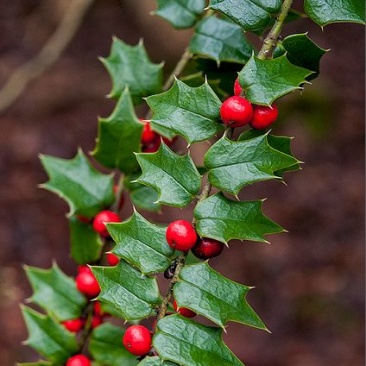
(304, 0, 365, 26)
(92, 88, 143, 173)
(125, 173, 161, 212)
(135, 143, 202, 207)
(92, 261, 161, 321)
(204, 133, 299, 195)
(194, 192, 283, 244)
(107, 211, 174, 275)
(208, 0, 281, 32)
(274, 33, 328, 80)
(146, 79, 224, 144)
(39, 149, 114, 218)
(238, 54, 313, 105)
(69, 216, 103, 264)
(189, 16, 253, 64)
(137, 356, 179, 366)
(21, 306, 78, 363)
(89, 323, 138, 366)
(101, 37, 163, 103)
(174, 262, 267, 330)
(154, 0, 205, 29)
(238, 129, 301, 175)
(153, 314, 244, 366)
(25, 263, 87, 321)
(17, 362, 53, 366)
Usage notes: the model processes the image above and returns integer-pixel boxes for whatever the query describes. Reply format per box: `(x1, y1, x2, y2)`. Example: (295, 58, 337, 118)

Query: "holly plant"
(19, 1, 364, 366)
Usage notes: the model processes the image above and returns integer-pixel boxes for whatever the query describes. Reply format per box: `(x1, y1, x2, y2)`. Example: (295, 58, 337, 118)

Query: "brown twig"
(0, 0, 95, 113)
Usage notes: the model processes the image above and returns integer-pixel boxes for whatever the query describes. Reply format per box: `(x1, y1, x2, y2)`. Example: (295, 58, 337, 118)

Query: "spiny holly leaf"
(135, 143, 202, 207)
(204, 133, 300, 195)
(274, 33, 328, 80)
(153, 314, 244, 366)
(208, 0, 281, 32)
(125, 173, 161, 212)
(174, 262, 267, 330)
(25, 263, 87, 321)
(39, 149, 114, 218)
(69, 216, 103, 264)
(92, 261, 161, 321)
(154, 0, 205, 29)
(21, 306, 78, 363)
(101, 37, 163, 103)
(92, 88, 143, 173)
(106, 211, 174, 275)
(238, 54, 313, 105)
(137, 356, 179, 366)
(194, 192, 283, 244)
(146, 79, 224, 144)
(189, 16, 253, 64)
(239, 129, 301, 176)
(89, 323, 138, 366)
(304, 0, 365, 26)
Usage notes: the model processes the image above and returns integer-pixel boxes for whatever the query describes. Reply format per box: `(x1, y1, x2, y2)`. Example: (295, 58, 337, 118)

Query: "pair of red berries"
(220, 79, 278, 129)
(141, 120, 175, 153)
(165, 220, 224, 259)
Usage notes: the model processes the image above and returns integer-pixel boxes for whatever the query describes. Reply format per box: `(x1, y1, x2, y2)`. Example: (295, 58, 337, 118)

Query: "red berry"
(76, 215, 91, 224)
(92, 210, 121, 237)
(173, 299, 196, 318)
(93, 301, 103, 316)
(162, 135, 177, 146)
(233, 78, 242, 96)
(249, 104, 279, 129)
(62, 318, 84, 333)
(66, 354, 91, 366)
(141, 121, 157, 144)
(166, 220, 197, 251)
(91, 315, 103, 328)
(77, 265, 92, 275)
(191, 238, 225, 259)
(123, 325, 152, 356)
(106, 252, 120, 266)
(220, 96, 253, 128)
(76, 271, 100, 298)
(142, 134, 161, 153)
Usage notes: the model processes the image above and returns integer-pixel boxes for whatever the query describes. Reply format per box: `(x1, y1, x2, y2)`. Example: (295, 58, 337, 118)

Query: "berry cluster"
(140, 120, 176, 153)
(220, 78, 279, 129)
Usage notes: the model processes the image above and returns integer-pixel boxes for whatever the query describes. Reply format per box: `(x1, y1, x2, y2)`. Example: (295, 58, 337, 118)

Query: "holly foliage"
(20, 1, 364, 366)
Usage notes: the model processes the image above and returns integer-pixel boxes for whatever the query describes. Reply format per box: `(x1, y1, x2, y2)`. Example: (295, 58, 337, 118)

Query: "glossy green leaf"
(21, 306, 78, 363)
(174, 262, 267, 330)
(101, 37, 163, 103)
(125, 173, 161, 212)
(137, 356, 179, 366)
(239, 129, 301, 175)
(194, 192, 283, 244)
(107, 211, 174, 275)
(92, 88, 143, 173)
(204, 133, 299, 195)
(69, 216, 103, 264)
(39, 149, 114, 218)
(146, 79, 223, 144)
(153, 314, 243, 366)
(92, 261, 161, 321)
(25, 263, 87, 321)
(154, 0, 205, 29)
(135, 143, 202, 207)
(304, 0, 365, 26)
(274, 33, 328, 80)
(89, 323, 138, 366)
(208, 0, 281, 31)
(189, 16, 253, 64)
(238, 54, 313, 105)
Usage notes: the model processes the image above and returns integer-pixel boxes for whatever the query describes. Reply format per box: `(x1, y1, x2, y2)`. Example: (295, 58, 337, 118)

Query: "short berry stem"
(257, 0, 294, 60)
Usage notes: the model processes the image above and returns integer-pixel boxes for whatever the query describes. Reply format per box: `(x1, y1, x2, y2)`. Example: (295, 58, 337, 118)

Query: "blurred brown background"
(0, 1, 364, 365)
